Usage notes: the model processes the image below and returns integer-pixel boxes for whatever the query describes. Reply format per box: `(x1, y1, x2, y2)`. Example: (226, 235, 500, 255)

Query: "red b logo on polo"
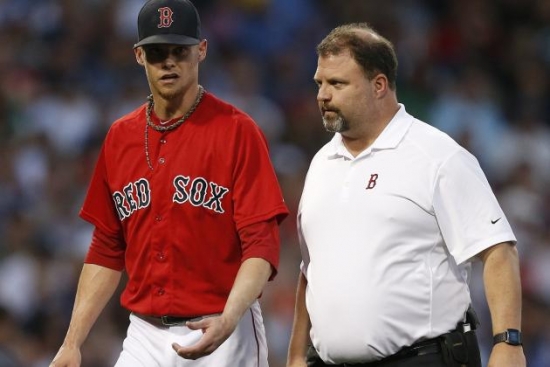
(366, 174, 379, 190)
(157, 7, 174, 28)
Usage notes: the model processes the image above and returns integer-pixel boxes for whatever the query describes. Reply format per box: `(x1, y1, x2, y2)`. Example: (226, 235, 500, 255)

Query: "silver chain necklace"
(144, 85, 205, 170)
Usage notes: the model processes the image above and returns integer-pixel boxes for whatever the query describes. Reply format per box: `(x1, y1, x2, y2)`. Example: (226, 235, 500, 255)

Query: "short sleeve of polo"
(432, 149, 516, 264)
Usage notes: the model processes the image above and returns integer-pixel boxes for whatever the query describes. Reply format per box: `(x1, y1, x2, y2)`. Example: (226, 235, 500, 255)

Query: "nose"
(317, 84, 330, 102)
(162, 54, 177, 69)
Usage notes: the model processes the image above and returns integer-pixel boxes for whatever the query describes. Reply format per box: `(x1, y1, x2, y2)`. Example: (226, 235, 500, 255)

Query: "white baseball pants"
(114, 300, 269, 367)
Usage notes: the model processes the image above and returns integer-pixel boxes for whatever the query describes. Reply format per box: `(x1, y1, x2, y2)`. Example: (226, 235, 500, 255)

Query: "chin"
(158, 88, 184, 101)
(323, 117, 348, 133)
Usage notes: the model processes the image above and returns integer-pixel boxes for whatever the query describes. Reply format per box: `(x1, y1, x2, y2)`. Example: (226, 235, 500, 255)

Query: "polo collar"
(327, 104, 413, 159)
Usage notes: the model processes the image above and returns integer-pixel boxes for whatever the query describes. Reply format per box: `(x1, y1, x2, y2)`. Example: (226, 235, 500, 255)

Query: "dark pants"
(306, 329, 481, 367)
(306, 346, 447, 367)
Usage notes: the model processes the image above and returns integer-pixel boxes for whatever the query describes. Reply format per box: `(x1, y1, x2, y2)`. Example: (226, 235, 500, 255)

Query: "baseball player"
(49, 0, 288, 366)
(286, 23, 526, 367)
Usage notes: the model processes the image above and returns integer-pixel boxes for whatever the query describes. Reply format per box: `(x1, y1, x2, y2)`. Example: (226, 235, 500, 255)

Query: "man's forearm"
(222, 258, 272, 326)
(479, 242, 522, 333)
(287, 271, 311, 365)
(62, 263, 122, 348)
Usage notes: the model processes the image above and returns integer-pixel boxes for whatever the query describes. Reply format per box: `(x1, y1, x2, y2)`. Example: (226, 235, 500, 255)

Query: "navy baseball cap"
(134, 0, 201, 48)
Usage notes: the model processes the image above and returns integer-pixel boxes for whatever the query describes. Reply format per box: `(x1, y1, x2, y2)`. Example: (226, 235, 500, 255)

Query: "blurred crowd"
(0, 0, 549, 366)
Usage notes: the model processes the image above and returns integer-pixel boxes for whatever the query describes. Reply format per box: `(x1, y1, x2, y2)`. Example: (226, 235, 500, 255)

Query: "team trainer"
(287, 23, 525, 367)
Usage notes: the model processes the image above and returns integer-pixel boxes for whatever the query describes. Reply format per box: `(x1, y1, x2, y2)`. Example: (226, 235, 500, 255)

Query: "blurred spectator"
(488, 108, 550, 187)
(428, 64, 507, 170)
(0, 1, 548, 366)
(0, 305, 22, 367)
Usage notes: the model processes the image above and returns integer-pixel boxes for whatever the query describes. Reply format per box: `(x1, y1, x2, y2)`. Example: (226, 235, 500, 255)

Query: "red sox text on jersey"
(112, 175, 230, 221)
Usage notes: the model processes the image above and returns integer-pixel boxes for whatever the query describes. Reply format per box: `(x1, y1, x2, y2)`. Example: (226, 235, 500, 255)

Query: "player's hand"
(487, 343, 525, 367)
(49, 345, 82, 367)
(171, 314, 238, 360)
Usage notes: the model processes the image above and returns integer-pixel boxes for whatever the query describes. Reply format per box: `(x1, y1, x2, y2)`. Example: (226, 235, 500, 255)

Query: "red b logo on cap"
(158, 7, 174, 28)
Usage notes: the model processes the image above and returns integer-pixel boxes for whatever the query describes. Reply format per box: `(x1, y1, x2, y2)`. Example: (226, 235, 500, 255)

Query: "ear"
(373, 73, 389, 98)
(135, 47, 145, 66)
(197, 39, 208, 62)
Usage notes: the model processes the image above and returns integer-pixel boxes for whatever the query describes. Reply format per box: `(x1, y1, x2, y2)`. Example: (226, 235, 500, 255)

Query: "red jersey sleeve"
(238, 217, 280, 280)
(231, 116, 289, 230)
(80, 142, 126, 269)
(85, 227, 125, 271)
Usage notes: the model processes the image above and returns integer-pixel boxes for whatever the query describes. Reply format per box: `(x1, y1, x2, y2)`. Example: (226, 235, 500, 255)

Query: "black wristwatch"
(493, 329, 522, 346)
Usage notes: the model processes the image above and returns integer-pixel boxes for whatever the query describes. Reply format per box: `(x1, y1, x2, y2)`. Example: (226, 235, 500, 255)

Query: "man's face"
(313, 51, 374, 135)
(135, 40, 206, 100)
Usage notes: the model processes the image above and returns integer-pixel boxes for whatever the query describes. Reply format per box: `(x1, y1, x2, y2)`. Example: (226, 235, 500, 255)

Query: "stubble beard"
(157, 86, 185, 101)
(150, 77, 186, 102)
(322, 113, 349, 133)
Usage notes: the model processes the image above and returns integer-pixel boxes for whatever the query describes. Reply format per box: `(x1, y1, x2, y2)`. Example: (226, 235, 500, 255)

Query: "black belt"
(133, 313, 201, 327)
(384, 338, 441, 361)
(341, 338, 442, 366)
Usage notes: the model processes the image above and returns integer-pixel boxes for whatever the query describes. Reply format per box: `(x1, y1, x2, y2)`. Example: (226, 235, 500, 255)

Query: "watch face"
(508, 330, 521, 345)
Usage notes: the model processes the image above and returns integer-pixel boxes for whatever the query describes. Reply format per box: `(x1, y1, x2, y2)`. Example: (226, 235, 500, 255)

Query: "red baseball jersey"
(80, 91, 289, 316)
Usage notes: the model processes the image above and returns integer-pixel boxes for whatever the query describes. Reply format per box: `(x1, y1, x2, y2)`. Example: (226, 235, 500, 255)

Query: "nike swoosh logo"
(491, 218, 502, 224)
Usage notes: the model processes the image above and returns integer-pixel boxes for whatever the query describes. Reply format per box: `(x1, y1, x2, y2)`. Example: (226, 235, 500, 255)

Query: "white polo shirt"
(298, 104, 516, 364)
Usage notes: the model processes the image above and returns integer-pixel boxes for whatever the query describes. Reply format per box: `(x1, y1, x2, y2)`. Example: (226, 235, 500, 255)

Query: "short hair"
(316, 23, 398, 90)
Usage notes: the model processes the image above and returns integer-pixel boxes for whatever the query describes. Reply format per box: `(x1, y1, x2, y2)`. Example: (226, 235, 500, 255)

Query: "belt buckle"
(160, 315, 181, 326)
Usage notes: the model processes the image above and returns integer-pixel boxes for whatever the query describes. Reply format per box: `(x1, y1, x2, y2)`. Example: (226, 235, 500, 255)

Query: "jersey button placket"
(157, 135, 167, 165)
(340, 160, 353, 202)
(156, 252, 166, 262)
(150, 133, 169, 304)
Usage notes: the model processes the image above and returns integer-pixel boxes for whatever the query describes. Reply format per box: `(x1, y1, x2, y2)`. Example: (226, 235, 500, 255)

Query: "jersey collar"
(327, 103, 414, 159)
